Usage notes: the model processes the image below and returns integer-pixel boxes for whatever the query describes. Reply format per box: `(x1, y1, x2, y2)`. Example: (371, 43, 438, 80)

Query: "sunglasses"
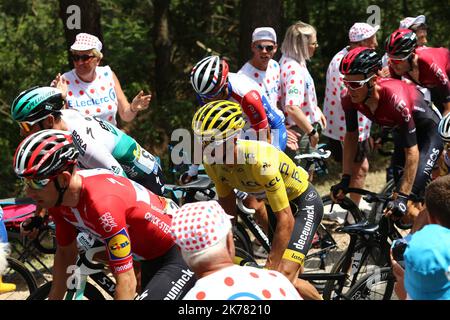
(388, 52, 412, 65)
(18, 115, 49, 133)
(197, 130, 241, 149)
(23, 177, 52, 190)
(72, 54, 96, 62)
(256, 44, 275, 52)
(343, 75, 375, 90)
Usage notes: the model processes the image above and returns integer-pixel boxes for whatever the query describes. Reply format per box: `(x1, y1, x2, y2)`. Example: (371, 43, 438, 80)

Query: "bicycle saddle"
(337, 220, 379, 236)
(173, 175, 213, 191)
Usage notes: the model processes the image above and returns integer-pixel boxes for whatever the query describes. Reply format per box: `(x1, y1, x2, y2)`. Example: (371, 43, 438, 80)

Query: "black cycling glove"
(386, 193, 408, 217)
(330, 174, 351, 198)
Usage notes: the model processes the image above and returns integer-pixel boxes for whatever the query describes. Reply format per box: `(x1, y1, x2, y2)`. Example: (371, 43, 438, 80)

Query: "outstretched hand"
(131, 90, 152, 112)
(50, 73, 68, 99)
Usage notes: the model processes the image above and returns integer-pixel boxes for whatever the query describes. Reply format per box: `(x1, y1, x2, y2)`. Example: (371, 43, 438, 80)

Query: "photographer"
(391, 175, 450, 299)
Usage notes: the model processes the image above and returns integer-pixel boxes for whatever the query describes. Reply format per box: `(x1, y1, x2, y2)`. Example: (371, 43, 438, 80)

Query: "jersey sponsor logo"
(264, 176, 280, 188)
(424, 147, 441, 176)
(113, 260, 133, 273)
(240, 180, 262, 188)
(72, 130, 87, 156)
(144, 211, 171, 234)
(288, 86, 299, 95)
(305, 191, 317, 201)
(282, 249, 305, 266)
(98, 212, 118, 233)
(390, 94, 411, 123)
(106, 228, 131, 261)
(93, 116, 118, 135)
(430, 62, 449, 85)
(163, 269, 195, 300)
(67, 96, 111, 108)
(292, 205, 315, 252)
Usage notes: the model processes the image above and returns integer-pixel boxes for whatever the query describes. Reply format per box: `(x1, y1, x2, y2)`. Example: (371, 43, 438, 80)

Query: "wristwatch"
(308, 128, 317, 137)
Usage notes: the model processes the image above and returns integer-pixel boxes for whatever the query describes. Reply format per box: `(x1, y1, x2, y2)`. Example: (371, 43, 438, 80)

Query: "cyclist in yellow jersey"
(192, 100, 324, 300)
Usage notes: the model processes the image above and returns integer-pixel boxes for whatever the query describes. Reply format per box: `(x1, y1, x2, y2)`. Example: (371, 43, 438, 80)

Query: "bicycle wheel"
(233, 247, 259, 267)
(322, 241, 385, 300)
(33, 226, 57, 255)
(344, 267, 396, 300)
(27, 281, 106, 300)
(0, 257, 38, 300)
(233, 223, 253, 257)
(368, 179, 395, 224)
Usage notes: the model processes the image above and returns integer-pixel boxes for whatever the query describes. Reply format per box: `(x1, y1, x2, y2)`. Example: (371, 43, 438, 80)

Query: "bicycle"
(27, 232, 116, 300)
(322, 187, 407, 300)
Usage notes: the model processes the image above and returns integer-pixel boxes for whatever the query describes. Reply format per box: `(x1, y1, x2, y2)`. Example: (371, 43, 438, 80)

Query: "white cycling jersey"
(61, 109, 160, 179)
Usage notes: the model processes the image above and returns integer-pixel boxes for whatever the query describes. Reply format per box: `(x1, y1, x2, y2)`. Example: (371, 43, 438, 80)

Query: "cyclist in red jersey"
(13, 130, 195, 300)
(331, 47, 443, 221)
(385, 29, 450, 115)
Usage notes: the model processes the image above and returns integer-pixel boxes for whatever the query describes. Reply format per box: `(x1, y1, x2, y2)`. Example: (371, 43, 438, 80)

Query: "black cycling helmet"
(11, 86, 64, 123)
(340, 47, 382, 77)
(385, 29, 417, 58)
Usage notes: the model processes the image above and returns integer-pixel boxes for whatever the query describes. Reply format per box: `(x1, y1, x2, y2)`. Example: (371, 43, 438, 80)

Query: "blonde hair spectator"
(281, 21, 317, 64)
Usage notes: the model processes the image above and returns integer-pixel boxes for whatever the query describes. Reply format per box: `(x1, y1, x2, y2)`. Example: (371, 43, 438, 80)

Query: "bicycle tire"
(233, 247, 259, 267)
(321, 195, 365, 224)
(322, 241, 385, 300)
(27, 281, 106, 300)
(344, 267, 395, 300)
(368, 179, 395, 224)
(233, 223, 253, 257)
(33, 226, 57, 255)
(0, 257, 38, 300)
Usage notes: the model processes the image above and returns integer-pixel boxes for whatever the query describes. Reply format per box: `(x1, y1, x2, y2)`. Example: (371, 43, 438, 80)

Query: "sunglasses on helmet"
(388, 52, 413, 65)
(71, 54, 96, 62)
(256, 44, 275, 52)
(343, 74, 376, 90)
(23, 177, 53, 190)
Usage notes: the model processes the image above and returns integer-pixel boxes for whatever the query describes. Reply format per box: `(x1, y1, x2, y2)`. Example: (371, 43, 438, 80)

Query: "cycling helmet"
(192, 100, 245, 142)
(438, 113, 450, 143)
(340, 47, 382, 76)
(190, 56, 229, 96)
(385, 29, 417, 58)
(11, 86, 64, 123)
(13, 129, 79, 179)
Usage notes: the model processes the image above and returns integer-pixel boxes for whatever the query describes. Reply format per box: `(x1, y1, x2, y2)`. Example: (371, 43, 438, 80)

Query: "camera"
(391, 236, 411, 267)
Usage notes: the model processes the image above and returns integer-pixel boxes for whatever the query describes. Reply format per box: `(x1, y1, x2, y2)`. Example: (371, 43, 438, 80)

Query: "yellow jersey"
(204, 140, 309, 212)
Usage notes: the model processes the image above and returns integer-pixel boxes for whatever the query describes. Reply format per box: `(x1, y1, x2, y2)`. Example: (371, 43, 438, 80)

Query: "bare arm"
(265, 206, 294, 270)
(113, 72, 151, 122)
(398, 145, 419, 195)
(286, 105, 319, 147)
(113, 268, 137, 300)
(48, 240, 78, 300)
(218, 193, 237, 221)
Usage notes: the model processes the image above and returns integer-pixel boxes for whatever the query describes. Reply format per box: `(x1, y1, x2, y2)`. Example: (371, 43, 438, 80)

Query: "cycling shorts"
(267, 183, 323, 266)
(136, 245, 196, 300)
(133, 169, 165, 196)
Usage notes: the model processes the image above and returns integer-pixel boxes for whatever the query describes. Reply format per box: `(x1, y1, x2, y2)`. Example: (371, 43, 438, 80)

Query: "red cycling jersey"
(342, 77, 437, 147)
(390, 47, 450, 105)
(49, 169, 174, 274)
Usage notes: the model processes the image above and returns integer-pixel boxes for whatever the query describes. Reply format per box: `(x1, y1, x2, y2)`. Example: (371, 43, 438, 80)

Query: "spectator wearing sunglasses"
(279, 21, 327, 175)
(52, 33, 151, 125)
(385, 29, 450, 116)
(322, 22, 379, 211)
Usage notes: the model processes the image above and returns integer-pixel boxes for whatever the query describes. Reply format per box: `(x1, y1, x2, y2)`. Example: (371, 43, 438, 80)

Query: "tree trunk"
(59, 0, 104, 68)
(153, 0, 172, 102)
(238, 0, 283, 68)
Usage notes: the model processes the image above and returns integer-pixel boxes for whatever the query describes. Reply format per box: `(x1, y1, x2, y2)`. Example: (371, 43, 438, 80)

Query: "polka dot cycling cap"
(170, 200, 233, 253)
(70, 33, 103, 52)
(348, 23, 380, 42)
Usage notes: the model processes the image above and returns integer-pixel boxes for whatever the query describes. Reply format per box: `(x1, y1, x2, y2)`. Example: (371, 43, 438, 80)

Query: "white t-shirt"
(183, 265, 302, 300)
(322, 47, 371, 142)
(63, 65, 119, 125)
(279, 55, 321, 126)
(238, 59, 281, 110)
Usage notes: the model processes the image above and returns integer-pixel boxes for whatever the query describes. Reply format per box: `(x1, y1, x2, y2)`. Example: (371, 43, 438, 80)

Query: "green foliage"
(0, 0, 448, 197)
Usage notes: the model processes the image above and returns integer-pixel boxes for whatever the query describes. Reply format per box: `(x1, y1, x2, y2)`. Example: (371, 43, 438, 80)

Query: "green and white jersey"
(61, 109, 160, 179)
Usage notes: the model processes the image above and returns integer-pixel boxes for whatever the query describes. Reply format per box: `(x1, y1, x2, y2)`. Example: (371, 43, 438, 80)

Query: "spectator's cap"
(349, 23, 380, 42)
(252, 27, 277, 43)
(70, 33, 103, 52)
(400, 15, 426, 29)
(404, 224, 450, 300)
(170, 201, 233, 253)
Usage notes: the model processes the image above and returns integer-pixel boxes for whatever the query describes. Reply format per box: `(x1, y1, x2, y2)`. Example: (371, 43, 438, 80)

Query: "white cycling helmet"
(190, 56, 229, 96)
(438, 113, 450, 142)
